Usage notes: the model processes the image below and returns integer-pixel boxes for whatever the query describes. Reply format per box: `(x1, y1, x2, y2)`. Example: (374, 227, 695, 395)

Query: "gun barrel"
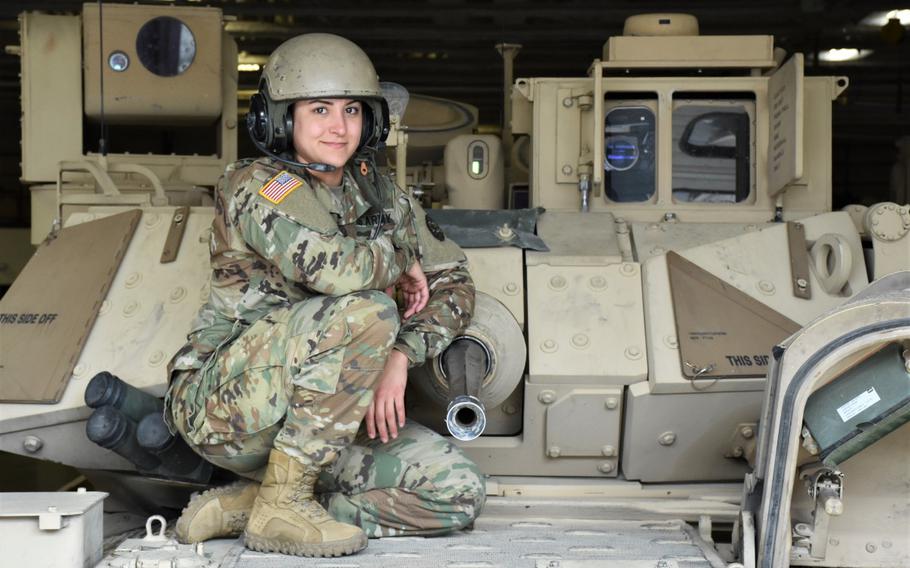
(446, 395, 486, 441)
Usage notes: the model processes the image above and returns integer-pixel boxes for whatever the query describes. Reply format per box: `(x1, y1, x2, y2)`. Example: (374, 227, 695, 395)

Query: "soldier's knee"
(452, 468, 486, 529)
(341, 290, 400, 344)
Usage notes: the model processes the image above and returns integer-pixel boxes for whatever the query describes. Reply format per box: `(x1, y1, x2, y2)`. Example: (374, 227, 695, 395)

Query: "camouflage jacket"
(168, 157, 475, 378)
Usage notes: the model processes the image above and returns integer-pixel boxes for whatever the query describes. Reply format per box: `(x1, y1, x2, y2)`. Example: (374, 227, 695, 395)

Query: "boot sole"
(244, 531, 367, 557)
(176, 480, 255, 543)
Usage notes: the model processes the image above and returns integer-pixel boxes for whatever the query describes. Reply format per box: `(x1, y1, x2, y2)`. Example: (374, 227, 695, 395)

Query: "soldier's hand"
(399, 261, 429, 318)
(365, 350, 409, 443)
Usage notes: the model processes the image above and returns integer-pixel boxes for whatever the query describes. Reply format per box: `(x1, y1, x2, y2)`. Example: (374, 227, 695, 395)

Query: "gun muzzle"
(446, 395, 486, 441)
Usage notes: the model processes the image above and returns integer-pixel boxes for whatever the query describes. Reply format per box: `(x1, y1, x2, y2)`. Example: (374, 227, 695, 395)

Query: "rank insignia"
(426, 216, 445, 241)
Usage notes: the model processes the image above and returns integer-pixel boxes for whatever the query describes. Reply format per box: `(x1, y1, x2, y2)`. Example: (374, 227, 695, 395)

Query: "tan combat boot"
(243, 449, 367, 557)
(175, 480, 260, 543)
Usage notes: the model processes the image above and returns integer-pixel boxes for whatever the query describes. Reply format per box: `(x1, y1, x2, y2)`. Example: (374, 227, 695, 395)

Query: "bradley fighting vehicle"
(1, 5, 908, 568)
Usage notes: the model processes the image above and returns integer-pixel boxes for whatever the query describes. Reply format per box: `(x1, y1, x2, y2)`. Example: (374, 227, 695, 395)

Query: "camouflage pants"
(169, 291, 485, 535)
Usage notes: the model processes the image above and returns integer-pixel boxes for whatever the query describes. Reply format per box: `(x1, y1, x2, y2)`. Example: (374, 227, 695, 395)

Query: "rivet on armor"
(664, 335, 679, 349)
(589, 276, 607, 289)
(658, 431, 677, 446)
(123, 300, 140, 317)
(597, 461, 614, 474)
(143, 214, 159, 227)
(562, 97, 574, 108)
(541, 339, 558, 353)
(23, 436, 43, 453)
(604, 397, 619, 410)
(169, 286, 187, 303)
(601, 445, 616, 457)
(548, 275, 567, 290)
(624, 346, 642, 360)
(758, 280, 775, 294)
(547, 446, 561, 458)
(124, 272, 142, 288)
(538, 390, 556, 404)
(72, 363, 86, 377)
(561, 164, 573, 176)
(620, 263, 638, 276)
(571, 334, 589, 348)
(503, 282, 519, 295)
(148, 350, 165, 366)
(99, 300, 112, 315)
(740, 426, 755, 439)
(865, 543, 877, 553)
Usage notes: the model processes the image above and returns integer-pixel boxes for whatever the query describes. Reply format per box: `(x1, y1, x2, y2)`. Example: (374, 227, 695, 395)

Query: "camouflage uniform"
(165, 157, 484, 536)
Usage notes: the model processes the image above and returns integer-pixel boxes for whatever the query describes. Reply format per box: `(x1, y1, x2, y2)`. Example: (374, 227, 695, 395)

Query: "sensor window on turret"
(603, 102, 657, 203)
(671, 94, 755, 204)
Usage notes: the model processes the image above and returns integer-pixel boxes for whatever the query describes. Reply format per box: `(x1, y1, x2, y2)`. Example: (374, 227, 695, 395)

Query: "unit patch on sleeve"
(258, 171, 303, 204)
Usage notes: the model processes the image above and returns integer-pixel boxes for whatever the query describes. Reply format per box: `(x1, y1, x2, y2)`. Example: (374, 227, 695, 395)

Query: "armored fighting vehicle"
(1, 6, 908, 568)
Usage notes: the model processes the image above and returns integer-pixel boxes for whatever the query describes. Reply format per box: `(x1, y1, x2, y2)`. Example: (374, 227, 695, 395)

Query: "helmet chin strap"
(249, 132, 336, 173)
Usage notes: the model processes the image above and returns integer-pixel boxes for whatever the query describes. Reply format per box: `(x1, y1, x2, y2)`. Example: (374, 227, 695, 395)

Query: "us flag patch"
(258, 172, 303, 204)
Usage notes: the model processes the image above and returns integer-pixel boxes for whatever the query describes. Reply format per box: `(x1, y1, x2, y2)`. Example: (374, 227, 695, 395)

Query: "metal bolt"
(23, 436, 43, 453)
(604, 397, 619, 410)
(538, 390, 556, 404)
(547, 446, 561, 458)
(541, 339, 558, 353)
(796, 278, 808, 289)
(497, 224, 515, 240)
(597, 461, 614, 474)
(658, 431, 677, 446)
(601, 445, 616, 457)
(732, 446, 744, 458)
(866, 542, 877, 553)
(503, 282, 519, 295)
(794, 523, 812, 537)
(663, 212, 678, 222)
(571, 334, 589, 348)
(740, 426, 754, 439)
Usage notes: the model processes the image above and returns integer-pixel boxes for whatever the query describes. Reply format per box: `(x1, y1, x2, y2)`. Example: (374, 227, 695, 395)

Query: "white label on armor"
(836, 387, 881, 422)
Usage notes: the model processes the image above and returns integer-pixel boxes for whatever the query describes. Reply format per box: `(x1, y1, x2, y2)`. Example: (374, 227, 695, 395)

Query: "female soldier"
(165, 33, 485, 557)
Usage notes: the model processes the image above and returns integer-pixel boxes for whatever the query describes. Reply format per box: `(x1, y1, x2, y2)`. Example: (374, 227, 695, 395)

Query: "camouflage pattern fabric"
(165, 157, 480, 536)
(168, 290, 399, 469)
(319, 420, 486, 537)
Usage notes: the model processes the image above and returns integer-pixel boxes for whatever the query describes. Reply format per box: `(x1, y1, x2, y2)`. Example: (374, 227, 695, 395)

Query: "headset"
(246, 80, 391, 173)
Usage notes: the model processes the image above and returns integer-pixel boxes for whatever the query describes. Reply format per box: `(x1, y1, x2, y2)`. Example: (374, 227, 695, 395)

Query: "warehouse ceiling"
(1, 1, 907, 132)
(0, 1, 907, 213)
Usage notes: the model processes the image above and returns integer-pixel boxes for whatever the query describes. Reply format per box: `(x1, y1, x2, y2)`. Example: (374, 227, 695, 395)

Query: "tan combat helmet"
(248, 33, 390, 157)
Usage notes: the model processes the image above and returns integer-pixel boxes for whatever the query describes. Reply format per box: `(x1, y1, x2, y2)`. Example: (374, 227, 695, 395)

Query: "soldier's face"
(292, 99, 363, 171)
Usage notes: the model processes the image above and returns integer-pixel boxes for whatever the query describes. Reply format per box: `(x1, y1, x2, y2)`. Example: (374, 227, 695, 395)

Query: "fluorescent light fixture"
(237, 63, 261, 72)
(861, 9, 910, 26)
(818, 48, 873, 62)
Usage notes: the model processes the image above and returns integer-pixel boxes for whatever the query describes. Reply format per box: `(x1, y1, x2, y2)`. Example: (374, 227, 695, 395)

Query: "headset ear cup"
(358, 103, 374, 151)
(247, 92, 271, 148)
(378, 99, 390, 144)
(278, 106, 294, 154)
